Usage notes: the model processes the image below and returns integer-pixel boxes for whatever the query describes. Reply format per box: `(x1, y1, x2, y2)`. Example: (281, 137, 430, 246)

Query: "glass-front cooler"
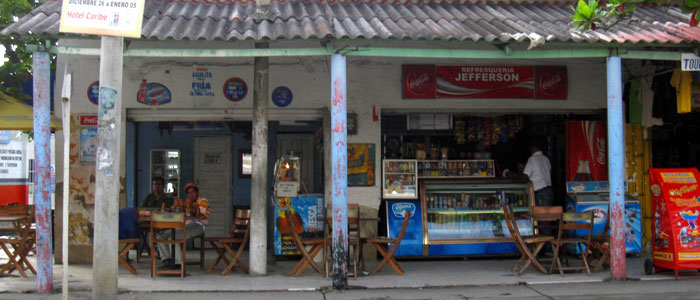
(382, 159, 418, 199)
(419, 178, 534, 256)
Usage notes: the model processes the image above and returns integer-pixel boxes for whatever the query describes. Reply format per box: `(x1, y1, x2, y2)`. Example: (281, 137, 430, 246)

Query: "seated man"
(141, 176, 174, 209)
(157, 182, 209, 269)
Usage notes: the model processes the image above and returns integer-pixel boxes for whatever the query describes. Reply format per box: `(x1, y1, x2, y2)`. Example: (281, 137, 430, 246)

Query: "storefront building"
(4, 0, 700, 286)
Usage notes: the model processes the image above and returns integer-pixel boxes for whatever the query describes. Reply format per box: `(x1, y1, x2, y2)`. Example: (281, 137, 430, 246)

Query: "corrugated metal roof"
(3, 0, 700, 45)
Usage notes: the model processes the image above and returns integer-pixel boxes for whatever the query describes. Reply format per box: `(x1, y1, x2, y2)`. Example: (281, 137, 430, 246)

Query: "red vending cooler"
(566, 121, 608, 182)
(646, 168, 700, 278)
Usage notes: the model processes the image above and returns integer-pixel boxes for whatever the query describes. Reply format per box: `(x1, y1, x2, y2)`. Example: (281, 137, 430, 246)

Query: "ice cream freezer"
(565, 181, 642, 254)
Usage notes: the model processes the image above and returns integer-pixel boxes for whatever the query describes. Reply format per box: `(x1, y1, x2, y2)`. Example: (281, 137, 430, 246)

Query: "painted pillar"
(93, 36, 123, 299)
(606, 56, 626, 280)
(32, 51, 53, 293)
(330, 54, 348, 288)
(250, 42, 269, 276)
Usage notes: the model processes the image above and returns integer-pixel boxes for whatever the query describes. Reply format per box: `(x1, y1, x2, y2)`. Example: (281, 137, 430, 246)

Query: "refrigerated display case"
(417, 160, 495, 178)
(388, 178, 535, 256)
(383, 159, 418, 199)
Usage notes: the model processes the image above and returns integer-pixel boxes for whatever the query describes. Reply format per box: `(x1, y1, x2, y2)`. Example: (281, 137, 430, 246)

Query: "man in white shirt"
(523, 143, 553, 207)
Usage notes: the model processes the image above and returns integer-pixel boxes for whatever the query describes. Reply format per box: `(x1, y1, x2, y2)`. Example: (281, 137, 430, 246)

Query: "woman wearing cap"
(157, 182, 209, 269)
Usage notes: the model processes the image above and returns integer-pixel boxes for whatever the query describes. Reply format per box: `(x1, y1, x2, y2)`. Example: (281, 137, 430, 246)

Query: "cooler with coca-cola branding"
(566, 120, 608, 182)
(645, 168, 700, 277)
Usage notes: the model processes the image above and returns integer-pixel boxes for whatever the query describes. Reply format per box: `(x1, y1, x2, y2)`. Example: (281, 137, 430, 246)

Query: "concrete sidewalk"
(1, 250, 699, 294)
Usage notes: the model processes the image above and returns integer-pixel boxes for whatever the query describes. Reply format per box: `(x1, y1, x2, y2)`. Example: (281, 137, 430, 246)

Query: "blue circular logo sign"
(87, 81, 100, 105)
(223, 77, 248, 102)
(272, 86, 293, 107)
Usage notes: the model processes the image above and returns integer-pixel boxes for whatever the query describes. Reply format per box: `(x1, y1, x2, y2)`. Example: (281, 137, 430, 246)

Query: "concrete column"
(93, 36, 124, 299)
(32, 51, 53, 293)
(250, 42, 269, 276)
(606, 56, 626, 280)
(330, 54, 348, 288)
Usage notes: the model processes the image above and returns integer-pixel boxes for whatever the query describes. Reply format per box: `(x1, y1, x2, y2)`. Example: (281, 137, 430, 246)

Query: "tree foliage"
(0, 0, 45, 101)
(571, 0, 700, 32)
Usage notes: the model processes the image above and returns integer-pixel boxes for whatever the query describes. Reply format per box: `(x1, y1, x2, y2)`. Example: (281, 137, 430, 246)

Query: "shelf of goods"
(385, 178, 535, 257)
(383, 159, 418, 199)
(417, 160, 495, 178)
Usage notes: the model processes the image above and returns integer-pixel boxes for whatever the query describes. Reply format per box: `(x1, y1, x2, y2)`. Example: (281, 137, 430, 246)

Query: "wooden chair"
(0, 205, 35, 277)
(549, 211, 594, 276)
(150, 212, 187, 278)
(590, 207, 611, 272)
(205, 209, 251, 275)
(531, 205, 563, 235)
(363, 210, 411, 275)
(284, 210, 325, 276)
(503, 204, 554, 274)
(324, 204, 362, 279)
(118, 238, 140, 275)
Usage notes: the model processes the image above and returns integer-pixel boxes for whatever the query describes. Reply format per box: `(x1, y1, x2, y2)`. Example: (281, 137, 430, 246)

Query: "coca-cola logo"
(539, 73, 563, 96)
(80, 115, 98, 126)
(596, 137, 606, 165)
(406, 72, 431, 95)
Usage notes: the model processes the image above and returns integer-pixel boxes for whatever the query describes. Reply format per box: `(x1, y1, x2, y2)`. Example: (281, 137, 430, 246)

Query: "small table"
(0, 215, 35, 277)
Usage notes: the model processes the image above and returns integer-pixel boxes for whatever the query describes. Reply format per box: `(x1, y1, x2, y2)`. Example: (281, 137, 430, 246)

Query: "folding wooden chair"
(205, 209, 251, 275)
(324, 204, 362, 278)
(119, 238, 140, 275)
(363, 210, 411, 275)
(590, 207, 611, 272)
(503, 204, 554, 274)
(284, 210, 324, 276)
(150, 212, 187, 278)
(550, 211, 594, 276)
(0, 205, 35, 277)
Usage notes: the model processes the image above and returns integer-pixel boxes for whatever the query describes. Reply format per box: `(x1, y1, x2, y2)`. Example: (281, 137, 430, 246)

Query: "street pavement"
(2, 280, 700, 299)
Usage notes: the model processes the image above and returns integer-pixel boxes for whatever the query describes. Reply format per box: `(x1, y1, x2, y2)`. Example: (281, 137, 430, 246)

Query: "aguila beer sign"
(402, 65, 567, 100)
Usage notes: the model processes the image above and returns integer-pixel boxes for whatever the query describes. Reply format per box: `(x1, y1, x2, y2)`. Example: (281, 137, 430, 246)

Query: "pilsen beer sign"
(403, 65, 567, 100)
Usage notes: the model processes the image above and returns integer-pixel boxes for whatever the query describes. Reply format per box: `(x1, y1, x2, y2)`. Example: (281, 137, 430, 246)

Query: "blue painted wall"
(132, 121, 322, 216)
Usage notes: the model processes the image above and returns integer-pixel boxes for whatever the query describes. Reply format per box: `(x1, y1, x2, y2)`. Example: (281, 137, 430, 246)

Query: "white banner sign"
(59, 0, 145, 38)
(681, 53, 700, 71)
(0, 138, 27, 180)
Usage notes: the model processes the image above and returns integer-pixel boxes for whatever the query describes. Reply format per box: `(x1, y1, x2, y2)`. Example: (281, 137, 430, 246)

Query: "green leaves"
(570, 0, 697, 33)
(571, 0, 603, 32)
(0, 0, 45, 100)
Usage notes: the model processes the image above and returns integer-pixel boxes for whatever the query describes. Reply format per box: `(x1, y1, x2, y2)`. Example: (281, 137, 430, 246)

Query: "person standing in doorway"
(524, 142, 553, 207)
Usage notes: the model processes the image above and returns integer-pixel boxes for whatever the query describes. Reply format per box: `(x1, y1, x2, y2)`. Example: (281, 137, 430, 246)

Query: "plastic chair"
(363, 210, 411, 275)
(284, 210, 325, 276)
(205, 209, 251, 275)
(150, 212, 186, 278)
(503, 204, 554, 274)
(550, 211, 594, 275)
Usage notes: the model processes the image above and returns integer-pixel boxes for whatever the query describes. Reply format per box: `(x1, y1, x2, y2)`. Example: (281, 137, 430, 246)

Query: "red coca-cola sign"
(535, 66, 567, 99)
(402, 65, 435, 99)
(80, 115, 98, 126)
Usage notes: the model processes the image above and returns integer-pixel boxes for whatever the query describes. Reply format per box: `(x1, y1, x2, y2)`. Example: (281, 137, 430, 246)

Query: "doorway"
(194, 136, 232, 238)
(276, 133, 315, 193)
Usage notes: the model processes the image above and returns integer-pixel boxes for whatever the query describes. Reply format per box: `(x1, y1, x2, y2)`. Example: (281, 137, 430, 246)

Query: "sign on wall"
(272, 86, 293, 107)
(136, 80, 171, 106)
(79, 115, 98, 126)
(681, 53, 700, 71)
(191, 67, 215, 97)
(59, 0, 145, 38)
(87, 81, 100, 105)
(402, 65, 567, 100)
(80, 128, 98, 162)
(223, 77, 247, 102)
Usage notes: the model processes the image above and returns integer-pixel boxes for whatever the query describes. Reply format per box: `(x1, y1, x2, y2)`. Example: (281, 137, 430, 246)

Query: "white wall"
(54, 38, 608, 211)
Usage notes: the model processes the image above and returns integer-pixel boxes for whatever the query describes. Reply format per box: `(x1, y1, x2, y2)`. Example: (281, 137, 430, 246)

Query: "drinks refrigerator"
(564, 181, 642, 253)
(386, 178, 535, 256)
